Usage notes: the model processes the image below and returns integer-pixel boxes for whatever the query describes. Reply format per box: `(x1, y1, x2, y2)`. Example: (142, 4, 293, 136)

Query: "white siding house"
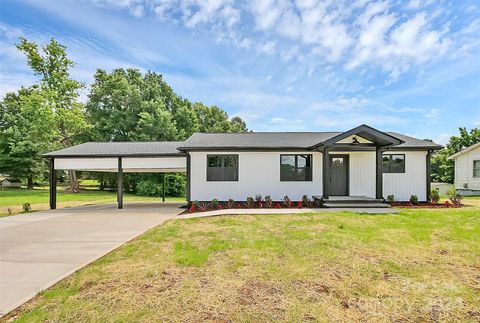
(44, 124, 442, 209)
(190, 151, 323, 201)
(189, 150, 428, 202)
(450, 142, 480, 195)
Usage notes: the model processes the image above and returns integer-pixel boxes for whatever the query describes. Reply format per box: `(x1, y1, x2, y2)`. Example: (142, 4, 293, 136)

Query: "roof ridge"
(193, 131, 341, 134)
(82, 141, 184, 143)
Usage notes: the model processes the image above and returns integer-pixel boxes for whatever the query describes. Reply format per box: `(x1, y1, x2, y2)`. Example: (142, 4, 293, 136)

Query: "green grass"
(0, 188, 186, 216)
(8, 205, 480, 322)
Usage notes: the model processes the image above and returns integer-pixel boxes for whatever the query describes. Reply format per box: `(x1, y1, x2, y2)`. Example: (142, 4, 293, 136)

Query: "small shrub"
(302, 195, 312, 207)
(264, 195, 273, 208)
(430, 188, 440, 204)
(338, 224, 345, 229)
(226, 199, 235, 209)
(236, 202, 242, 209)
(447, 188, 463, 204)
(193, 200, 200, 208)
(198, 202, 209, 212)
(189, 203, 196, 213)
(297, 201, 302, 208)
(245, 197, 255, 208)
(386, 194, 395, 205)
(276, 202, 281, 209)
(282, 195, 292, 208)
(409, 195, 418, 205)
(254, 194, 263, 203)
(23, 203, 31, 212)
(211, 198, 219, 209)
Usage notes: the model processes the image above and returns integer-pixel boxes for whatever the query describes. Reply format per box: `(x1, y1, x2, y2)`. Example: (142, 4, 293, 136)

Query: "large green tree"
(85, 68, 247, 196)
(15, 37, 90, 191)
(0, 87, 58, 188)
(86, 68, 246, 141)
(432, 127, 480, 183)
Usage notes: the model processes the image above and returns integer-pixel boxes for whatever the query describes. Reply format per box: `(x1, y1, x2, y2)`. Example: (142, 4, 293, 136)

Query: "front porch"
(315, 125, 407, 203)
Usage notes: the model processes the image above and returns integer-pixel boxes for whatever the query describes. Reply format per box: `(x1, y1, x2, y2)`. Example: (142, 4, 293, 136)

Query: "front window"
(474, 160, 480, 178)
(207, 155, 238, 181)
(383, 154, 405, 173)
(280, 154, 312, 181)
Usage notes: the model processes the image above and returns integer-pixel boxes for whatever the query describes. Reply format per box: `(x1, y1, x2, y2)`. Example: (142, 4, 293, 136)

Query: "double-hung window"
(382, 154, 405, 173)
(474, 160, 480, 178)
(280, 154, 312, 181)
(207, 155, 238, 181)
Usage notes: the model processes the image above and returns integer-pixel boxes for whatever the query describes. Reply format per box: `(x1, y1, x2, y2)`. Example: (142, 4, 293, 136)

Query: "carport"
(43, 142, 189, 209)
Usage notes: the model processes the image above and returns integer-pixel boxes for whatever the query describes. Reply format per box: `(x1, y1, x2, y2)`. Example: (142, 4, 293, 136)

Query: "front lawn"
(8, 206, 480, 322)
(0, 188, 186, 216)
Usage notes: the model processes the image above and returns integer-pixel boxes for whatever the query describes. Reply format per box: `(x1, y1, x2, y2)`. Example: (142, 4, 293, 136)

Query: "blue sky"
(1, 0, 479, 144)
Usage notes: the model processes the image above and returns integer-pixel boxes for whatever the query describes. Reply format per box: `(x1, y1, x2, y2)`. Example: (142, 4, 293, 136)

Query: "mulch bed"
(181, 201, 315, 214)
(391, 202, 464, 209)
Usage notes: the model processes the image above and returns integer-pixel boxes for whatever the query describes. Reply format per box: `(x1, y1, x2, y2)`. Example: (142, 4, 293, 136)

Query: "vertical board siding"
(454, 146, 480, 190)
(190, 151, 323, 201)
(383, 151, 427, 201)
(190, 150, 428, 202)
(346, 152, 376, 198)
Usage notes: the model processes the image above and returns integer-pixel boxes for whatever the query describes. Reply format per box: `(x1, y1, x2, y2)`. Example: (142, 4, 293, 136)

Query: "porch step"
(312, 195, 390, 208)
(323, 203, 390, 208)
(324, 196, 384, 203)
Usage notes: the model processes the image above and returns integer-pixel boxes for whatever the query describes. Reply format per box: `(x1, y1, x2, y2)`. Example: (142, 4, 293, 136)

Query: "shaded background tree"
(0, 88, 58, 188)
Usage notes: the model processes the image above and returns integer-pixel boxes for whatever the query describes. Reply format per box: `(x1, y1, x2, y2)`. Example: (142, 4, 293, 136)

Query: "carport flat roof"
(43, 141, 186, 158)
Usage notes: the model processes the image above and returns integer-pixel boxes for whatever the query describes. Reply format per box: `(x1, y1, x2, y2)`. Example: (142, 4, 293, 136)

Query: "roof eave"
(42, 153, 187, 158)
(448, 142, 480, 159)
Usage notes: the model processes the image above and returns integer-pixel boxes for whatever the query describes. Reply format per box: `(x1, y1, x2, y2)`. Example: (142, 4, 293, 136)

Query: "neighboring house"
(449, 142, 480, 196)
(0, 177, 22, 188)
(43, 124, 442, 209)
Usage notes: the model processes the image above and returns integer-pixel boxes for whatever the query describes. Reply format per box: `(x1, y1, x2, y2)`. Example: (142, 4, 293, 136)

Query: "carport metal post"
(49, 158, 57, 209)
(161, 173, 166, 202)
(117, 157, 123, 209)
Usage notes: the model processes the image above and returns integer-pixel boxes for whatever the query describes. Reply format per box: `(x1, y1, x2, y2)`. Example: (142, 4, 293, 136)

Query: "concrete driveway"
(0, 202, 182, 316)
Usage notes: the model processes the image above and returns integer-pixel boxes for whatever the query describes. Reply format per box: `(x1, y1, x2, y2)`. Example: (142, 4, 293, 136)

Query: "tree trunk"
(68, 170, 79, 192)
(27, 175, 34, 189)
(59, 123, 80, 193)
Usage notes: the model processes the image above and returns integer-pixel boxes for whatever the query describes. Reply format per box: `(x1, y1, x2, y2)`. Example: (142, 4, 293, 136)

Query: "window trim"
(474, 160, 480, 178)
(206, 154, 239, 182)
(280, 154, 313, 182)
(382, 153, 406, 173)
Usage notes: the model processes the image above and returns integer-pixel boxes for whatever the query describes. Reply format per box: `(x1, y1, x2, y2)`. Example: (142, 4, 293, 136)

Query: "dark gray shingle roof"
(43, 141, 185, 157)
(178, 132, 441, 150)
(386, 132, 442, 149)
(178, 132, 340, 150)
(43, 131, 442, 157)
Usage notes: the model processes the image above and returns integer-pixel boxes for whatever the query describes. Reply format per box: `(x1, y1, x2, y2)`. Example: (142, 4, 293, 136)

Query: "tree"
(85, 68, 248, 196)
(0, 87, 58, 188)
(431, 127, 480, 183)
(16, 37, 90, 191)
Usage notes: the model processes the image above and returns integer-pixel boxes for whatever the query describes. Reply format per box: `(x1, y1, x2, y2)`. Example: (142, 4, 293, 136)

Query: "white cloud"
(256, 41, 276, 55)
(434, 133, 452, 145)
(76, 0, 477, 79)
(407, 0, 421, 9)
(312, 96, 370, 111)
